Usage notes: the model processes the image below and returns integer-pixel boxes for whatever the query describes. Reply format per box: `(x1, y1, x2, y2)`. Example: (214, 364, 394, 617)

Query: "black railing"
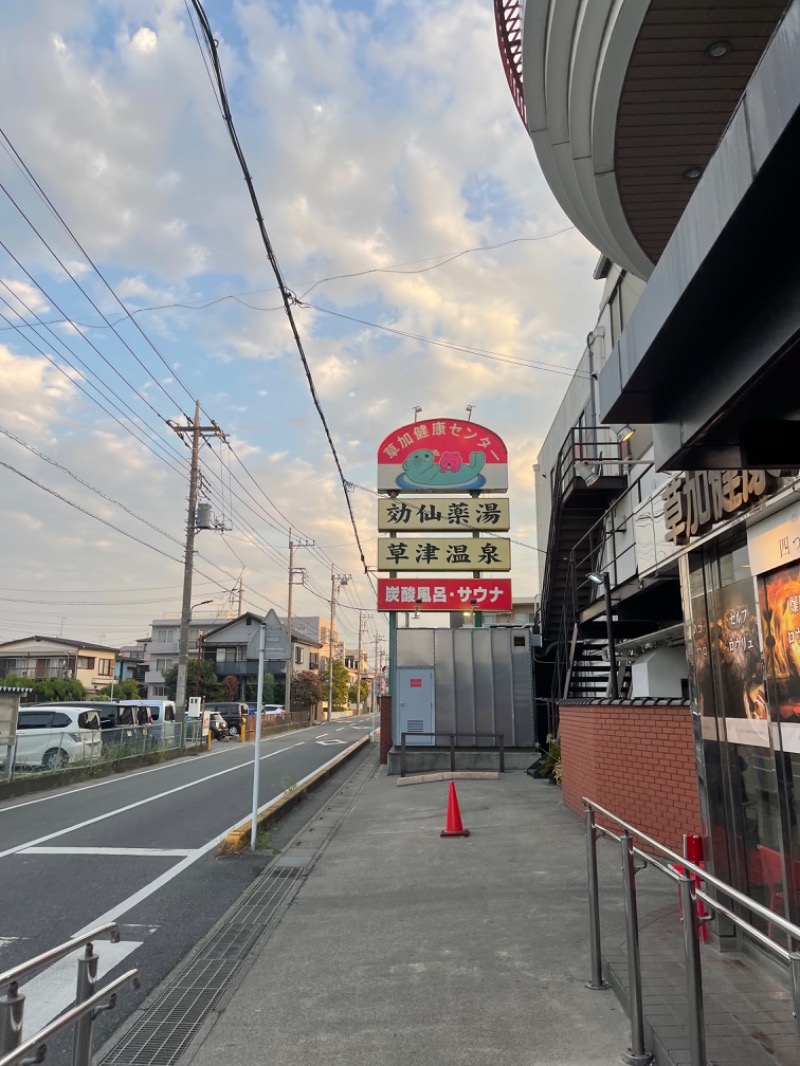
(399, 732, 505, 777)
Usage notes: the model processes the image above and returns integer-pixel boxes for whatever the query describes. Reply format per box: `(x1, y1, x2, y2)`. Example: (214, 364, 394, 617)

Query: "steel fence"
(0, 720, 204, 784)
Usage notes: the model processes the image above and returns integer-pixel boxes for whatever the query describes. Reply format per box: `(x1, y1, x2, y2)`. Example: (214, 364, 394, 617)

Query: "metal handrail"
(399, 732, 505, 777)
(0, 969, 139, 1066)
(582, 797, 800, 1066)
(0, 925, 120, 990)
(584, 796, 800, 942)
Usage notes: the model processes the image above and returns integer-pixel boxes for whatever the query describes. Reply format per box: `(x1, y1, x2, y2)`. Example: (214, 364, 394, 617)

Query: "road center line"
(0, 743, 304, 861)
(71, 742, 363, 937)
(21, 846, 194, 857)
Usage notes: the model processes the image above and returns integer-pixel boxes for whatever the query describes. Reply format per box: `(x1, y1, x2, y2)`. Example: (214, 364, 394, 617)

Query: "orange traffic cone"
(441, 781, 470, 838)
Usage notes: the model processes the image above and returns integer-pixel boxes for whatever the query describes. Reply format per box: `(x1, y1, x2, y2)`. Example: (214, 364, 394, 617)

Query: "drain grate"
(101, 753, 376, 1066)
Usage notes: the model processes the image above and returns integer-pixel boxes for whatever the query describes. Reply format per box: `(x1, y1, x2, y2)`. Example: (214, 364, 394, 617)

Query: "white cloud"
(0, 0, 603, 644)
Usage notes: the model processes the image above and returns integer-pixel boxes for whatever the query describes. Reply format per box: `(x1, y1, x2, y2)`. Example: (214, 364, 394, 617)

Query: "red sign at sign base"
(377, 578, 512, 612)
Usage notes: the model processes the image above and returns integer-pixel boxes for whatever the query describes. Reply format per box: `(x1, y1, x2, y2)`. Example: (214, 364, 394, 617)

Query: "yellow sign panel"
(377, 497, 510, 533)
(377, 538, 511, 572)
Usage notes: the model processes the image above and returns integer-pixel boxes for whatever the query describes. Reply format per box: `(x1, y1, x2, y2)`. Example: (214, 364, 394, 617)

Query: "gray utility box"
(394, 627, 536, 751)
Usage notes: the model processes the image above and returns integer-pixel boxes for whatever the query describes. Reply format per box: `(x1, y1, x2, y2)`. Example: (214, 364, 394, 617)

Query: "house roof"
(0, 635, 119, 655)
(202, 612, 323, 648)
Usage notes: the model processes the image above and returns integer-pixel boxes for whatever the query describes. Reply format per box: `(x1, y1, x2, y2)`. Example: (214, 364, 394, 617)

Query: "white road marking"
(336, 727, 345, 732)
(19, 938, 141, 1039)
(316, 732, 329, 738)
(71, 742, 363, 938)
(22, 847, 194, 857)
(0, 936, 26, 950)
(316, 739, 347, 746)
(0, 743, 304, 861)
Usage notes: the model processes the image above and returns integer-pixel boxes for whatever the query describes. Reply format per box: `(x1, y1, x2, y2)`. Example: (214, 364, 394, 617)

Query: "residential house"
(142, 612, 234, 699)
(0, 636, 118, 694)
(202, 610, 323, 705)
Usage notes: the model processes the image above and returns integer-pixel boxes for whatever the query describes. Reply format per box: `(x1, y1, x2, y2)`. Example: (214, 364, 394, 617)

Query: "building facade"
(0, 636, 118, 694)
(496, 0, 800, 947)
(142, 612, 234, 698)
(202, 610, 323, 705)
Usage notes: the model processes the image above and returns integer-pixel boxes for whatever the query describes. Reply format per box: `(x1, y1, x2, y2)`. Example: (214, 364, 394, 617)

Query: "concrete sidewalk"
(184, 760, 628, 1066)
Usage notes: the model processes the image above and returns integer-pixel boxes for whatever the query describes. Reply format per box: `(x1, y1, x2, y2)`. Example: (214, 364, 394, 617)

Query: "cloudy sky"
(0, 0, 602, 656)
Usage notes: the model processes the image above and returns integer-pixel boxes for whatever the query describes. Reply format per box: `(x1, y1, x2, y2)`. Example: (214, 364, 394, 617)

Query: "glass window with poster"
(684, 538, 786, 941)
(758, 558, 800, 934)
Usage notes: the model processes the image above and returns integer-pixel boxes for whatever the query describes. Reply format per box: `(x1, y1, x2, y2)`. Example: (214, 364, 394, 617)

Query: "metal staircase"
(536, 428, 628, 732)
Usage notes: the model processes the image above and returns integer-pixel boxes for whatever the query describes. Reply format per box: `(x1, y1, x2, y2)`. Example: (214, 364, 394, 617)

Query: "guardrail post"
(679, 876, 707, 1066)
(0, 982, 24, 1058)
(3, 740, 14, 783)
(790, 953, 800, 1050)
(620, 831, 652, 1065)
(584, 809, 608, 990)
(72, 944, 99, 1066)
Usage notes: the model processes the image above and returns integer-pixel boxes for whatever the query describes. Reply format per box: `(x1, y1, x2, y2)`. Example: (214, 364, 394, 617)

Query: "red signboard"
(377, 578, 512, 612)
(410, 678, 422, 688)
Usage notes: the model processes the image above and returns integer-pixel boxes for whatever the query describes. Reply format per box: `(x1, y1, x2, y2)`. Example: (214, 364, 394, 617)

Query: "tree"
(223, 675, 239, 701)
(291, 670, 324, 708)
(163, 659, 223, 702)
(2, 674, 87, 701)
(348, 679, 370, 706)
(320, 660, 349, 710)
(96, 679, 142, 700)
(244, 673, 276, 704)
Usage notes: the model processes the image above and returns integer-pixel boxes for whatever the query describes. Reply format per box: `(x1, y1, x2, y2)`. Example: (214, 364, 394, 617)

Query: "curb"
(221, 734, 372, 850)
(397, 770, 500, 786)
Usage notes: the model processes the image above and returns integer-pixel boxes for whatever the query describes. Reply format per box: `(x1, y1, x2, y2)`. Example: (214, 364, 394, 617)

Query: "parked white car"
(14, 706, 103, 771)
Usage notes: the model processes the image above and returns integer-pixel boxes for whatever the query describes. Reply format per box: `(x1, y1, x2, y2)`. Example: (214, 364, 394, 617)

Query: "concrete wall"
(559, 700, 700, 853)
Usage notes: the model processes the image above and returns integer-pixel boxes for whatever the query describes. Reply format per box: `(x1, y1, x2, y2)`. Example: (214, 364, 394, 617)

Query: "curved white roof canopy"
(522, 0, 786, 280)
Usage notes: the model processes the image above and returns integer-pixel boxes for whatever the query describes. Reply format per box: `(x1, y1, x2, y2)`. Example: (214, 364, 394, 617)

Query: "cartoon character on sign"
(397, 449, 486, 490)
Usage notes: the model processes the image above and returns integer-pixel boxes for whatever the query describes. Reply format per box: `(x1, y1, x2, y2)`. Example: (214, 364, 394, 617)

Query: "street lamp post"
(588, 572, 619, 699)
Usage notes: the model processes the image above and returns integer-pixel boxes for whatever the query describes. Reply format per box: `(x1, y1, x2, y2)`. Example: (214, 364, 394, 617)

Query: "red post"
(684, 833, 709, 944)
(379, 695, 392, 764)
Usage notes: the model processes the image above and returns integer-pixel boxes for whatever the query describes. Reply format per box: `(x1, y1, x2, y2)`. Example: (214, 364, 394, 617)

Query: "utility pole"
(238, 577, 244, 615)
(355, 611, 363, 715)
(327, 569, 349, 722)
(285, 536, 313, 715)
(170, 401, 226, 722)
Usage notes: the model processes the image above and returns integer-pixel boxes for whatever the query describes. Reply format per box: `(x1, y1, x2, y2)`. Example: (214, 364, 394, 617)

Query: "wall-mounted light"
(584, 463, 602, 487)
(682, 165, 704, 182)
(616, 424, 635, 444)
(705, 40, 730, 59)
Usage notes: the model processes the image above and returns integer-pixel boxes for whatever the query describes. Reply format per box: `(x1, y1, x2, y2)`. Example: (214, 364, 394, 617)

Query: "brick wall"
(559, 702, 701, 853)
(379, 695, 392, 764)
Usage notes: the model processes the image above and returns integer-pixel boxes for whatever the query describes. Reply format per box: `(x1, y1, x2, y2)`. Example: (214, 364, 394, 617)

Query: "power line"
(186, 0, 371, 579)
(0, 229, 577, 334)
(296, 227, 577, 300)
(0, 422, 184, 548)
(0, 132, 196, 407)
(0, 297, 190, 480)
(0, 459, 186, 564)
(299, 301, 592, 380)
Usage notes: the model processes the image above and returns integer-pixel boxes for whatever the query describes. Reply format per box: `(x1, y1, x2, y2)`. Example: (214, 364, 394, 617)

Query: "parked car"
(205, 702, 249, 736)
(208, 711, 227, 740)
(14, 706, 103, 771)
(262, 704, 286, 720)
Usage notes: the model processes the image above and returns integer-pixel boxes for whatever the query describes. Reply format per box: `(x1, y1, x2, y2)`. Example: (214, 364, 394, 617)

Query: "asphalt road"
(0, 715, 376, 1060)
